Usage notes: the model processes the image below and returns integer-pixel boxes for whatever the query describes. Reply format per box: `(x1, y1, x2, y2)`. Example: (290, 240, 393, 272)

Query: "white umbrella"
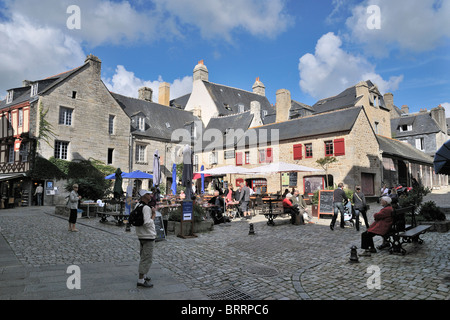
(248, 162, 322, 174)
(196, 165, 254, 175)
(153, 150, 161, 187)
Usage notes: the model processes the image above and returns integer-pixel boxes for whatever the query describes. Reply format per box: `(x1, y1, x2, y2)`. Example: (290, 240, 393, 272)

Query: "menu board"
(318, 190, 334, 218)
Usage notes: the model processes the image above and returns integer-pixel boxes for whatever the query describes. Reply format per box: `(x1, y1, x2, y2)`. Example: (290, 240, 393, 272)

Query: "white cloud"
(151, 0, 293, 40)
(441, 102, 450, 118)
(0, 13, 85, 97)
(298, 32, 403, 99)
(345, 0, 450, 56)
(103, 65, 192, 101)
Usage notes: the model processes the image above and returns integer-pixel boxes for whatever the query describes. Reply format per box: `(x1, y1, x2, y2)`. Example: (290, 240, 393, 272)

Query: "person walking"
(135, 189, 156, 288)
(239, 182, 251, 219)
(68, 184, 81, 232)
(35, 183, 43, 206)
(330, 182, 348, 230)
(352, 185, 369, 231)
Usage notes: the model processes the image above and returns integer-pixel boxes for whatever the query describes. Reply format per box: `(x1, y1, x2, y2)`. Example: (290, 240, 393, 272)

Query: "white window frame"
(59, 107, 73, 126)
(31, 83, 38, 97)
(135, 144, 146, 163)
(54, 141, 69, 160)
(18, 109, 23, 127)
(8, 145, 14, 163)
(138, 117, 145, 131)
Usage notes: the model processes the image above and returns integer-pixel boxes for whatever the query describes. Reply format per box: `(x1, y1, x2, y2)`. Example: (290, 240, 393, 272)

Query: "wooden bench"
(97, 207, 127, 226)
(385, 206, 431, 255)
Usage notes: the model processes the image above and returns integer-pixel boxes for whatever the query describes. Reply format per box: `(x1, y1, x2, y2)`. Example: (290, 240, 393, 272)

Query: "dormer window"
(398, 124, 412, 132)
(138, 117, 145, 131)
(31, 83, 38, 97)
(6, 90, 13, 104)
(165, 122, 171, 129)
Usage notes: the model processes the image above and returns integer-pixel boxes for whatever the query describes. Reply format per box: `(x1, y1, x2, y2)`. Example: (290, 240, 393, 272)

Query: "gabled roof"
(233, 106, 363, 147)
(391, 112, 442, 137)
(111, 92, 200, 142)
(201, 81, 276, 124)
(377, 135, 433, 164)
(0, 64, 86, 110)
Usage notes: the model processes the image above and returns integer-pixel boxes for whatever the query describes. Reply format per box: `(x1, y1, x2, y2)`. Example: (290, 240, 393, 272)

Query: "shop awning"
(0, 173, 26, 182)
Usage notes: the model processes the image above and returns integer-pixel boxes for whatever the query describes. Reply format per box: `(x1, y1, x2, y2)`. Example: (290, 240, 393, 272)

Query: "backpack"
(128, 202, 147, 227)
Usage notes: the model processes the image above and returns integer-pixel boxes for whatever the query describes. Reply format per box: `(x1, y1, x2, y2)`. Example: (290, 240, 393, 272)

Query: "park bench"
(260, 202, 289, 226)
(386, 206, 431, 255)
(97, 205, 127, 226)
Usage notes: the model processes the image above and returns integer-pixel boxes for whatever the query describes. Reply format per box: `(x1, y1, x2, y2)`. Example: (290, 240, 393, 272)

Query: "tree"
(316, 156, 338, 188)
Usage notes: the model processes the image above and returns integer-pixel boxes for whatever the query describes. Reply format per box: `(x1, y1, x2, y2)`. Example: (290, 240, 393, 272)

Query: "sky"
(1, 0, 449, 117)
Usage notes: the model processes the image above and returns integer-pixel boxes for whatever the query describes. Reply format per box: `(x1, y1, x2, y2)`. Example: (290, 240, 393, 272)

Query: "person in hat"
(135, 189, 156, 288)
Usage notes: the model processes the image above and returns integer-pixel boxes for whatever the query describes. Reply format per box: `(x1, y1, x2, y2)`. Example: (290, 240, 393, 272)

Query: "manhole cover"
(246, 265, 279, 277)
(207, 287, 252, 300)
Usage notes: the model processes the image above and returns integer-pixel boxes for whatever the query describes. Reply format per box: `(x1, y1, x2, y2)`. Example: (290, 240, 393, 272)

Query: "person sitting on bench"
(283, 193, 302, 225)
(360, 196, 393, 256)
(208, 190, 225, 224)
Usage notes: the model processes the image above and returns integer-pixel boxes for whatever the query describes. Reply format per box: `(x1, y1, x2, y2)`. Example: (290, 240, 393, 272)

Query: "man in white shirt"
(135, 189, 156, 288)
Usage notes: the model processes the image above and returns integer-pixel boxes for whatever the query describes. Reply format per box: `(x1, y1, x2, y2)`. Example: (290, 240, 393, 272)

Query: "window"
(398, 124, 412, 132)
(138, 117, 145, 131)
(135, 144, 146, 163)
(305, 143, 313, 158)
(59, 107, 73, 125)
(7, 111, 12, 128)
(258, 148, 273, 163)
(258, 149, 265, 163)
(109, 115, 115, 135)
(8, 145, 14, 163)
(293, 144, 303, 160)
(54, 141, 69, 160)
(72, 91, 77, 99)
(374, 121, 379, 134)
(107, 148, 114, 165)
(18, 109, 23, 127)
(236, 152, 243, 166)
(209, 151, 218, 165)
(31, 83, 38, 97)
(334, 138, 345, 156)
(325, 141, 333, 156)
(245, 151, 250, 164)
(6, 91, 13, 104)
(20, 142, 29, 162)
(415, 138, 424, 151)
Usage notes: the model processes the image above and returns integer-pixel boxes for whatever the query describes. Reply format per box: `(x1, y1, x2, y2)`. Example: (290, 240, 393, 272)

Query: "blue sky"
(1, 0, 449, 117)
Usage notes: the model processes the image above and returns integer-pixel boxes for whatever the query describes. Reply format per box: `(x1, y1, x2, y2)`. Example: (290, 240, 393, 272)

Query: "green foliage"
(37, 102, 57, 148)
(27, 156, 67, 180)
(418, 201, 446, 221)
(316, 157, 338, 187)
(398, 182, 430, 208)
(310, 185, 353, 205)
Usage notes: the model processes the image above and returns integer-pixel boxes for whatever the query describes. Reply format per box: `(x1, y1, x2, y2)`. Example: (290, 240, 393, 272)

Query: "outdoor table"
(261, 197, 283, 226)
(80, 201, 98, 218)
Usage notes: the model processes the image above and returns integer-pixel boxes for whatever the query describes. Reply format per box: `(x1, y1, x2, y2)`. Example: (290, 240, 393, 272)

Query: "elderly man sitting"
(208, 190, 225, 224)
(360, 196, 393, 256)
(283, 193, 302, 225)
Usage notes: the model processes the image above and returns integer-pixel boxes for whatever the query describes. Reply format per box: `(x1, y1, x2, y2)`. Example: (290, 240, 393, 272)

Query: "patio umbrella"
(201, 165, 205, 194)
(171, 163, 177, 195)
(113, 168, 124, 200)
(123, 170, 153, 179)
(434, 140, 450, 175)
(182, 144, 193, 200)
(248, 162, 322, 174)
(105, 171, 127, 180)
(153, 150, 161, 187)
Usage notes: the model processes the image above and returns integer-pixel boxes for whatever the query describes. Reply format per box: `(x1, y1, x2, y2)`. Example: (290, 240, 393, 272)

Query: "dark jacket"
(333, 188, 348, 204)
(352, 191, 366, 210)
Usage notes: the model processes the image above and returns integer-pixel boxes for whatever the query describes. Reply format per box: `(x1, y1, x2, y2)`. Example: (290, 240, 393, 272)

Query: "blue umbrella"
(123, 170, 153, 179)
(171, 163, 177, 195)
(201, 165, 205, 194)
(105, 172, 127, 180)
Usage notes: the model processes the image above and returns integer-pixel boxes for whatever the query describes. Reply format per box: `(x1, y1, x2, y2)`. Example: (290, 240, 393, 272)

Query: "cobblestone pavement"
(0, 188, 449, 301)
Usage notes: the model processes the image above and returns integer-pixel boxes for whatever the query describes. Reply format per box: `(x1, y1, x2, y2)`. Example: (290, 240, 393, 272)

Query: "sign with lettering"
(182, 201, 193, 221)
(318, 190, 334, 218)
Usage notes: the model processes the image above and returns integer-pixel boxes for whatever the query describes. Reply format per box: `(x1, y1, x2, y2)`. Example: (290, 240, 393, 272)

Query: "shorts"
(240, 201, 249, 212)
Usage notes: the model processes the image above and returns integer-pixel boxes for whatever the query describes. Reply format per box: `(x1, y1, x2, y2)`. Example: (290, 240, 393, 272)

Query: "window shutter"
(334, 138, 345, 156)
(266, 148, 273, 163)
(236, 152, 243, 166)
(293, 144, 303, 160)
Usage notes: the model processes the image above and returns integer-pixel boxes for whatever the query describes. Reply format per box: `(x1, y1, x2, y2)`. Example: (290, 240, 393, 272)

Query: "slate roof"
(391, 112, 443, 137)
(311, 80, 388, 114)
(0, 64, 86, 110)
(232, 106, 363, 147)
(111, 92, 200, 142)
(289, 100, 314, 119)
(377, 135, 433, 164)
(202, 81, 276, 124)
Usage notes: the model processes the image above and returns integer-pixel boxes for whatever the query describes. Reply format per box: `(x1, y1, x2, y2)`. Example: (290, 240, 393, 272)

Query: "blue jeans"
(331, 202, 345, 227)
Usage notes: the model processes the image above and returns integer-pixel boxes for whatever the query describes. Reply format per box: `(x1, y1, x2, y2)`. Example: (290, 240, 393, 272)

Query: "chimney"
(250, 101, 263, 128)
(275, 89, 291, 123)
(430, 104, 447, 133)
(84, 54, 102, 79)
(138, 87, 153, 102)
(193, 60, 208, 82)
(252, 77, 265, 96)
(158, 82, 170, 106)
(22, 80, 31, 87)
(383, 93, 393, 110)
(401, 105, 409, 114)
